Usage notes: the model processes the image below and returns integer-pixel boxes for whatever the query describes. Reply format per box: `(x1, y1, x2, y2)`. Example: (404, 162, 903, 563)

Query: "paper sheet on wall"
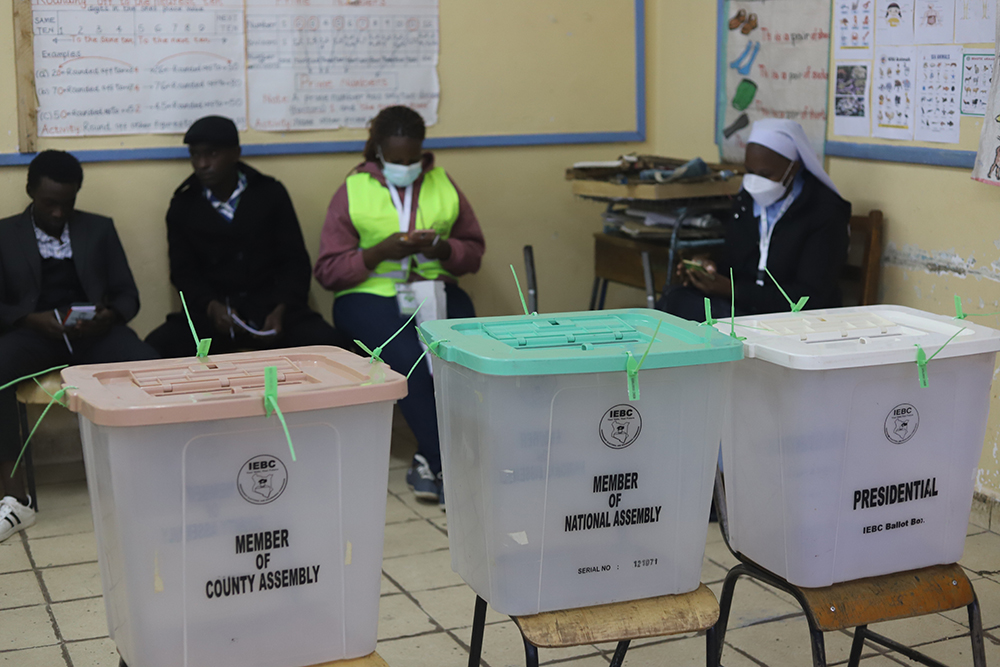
(877, 0, 916, 45)
(718, 0, 832, 163)
(835, 0, 875, 58)
(31, 1, 246, 137)
(961, 51, 994, 114)
(915, 45, 963, 142)
(914, 0, 957, 44)
(834, 62, 873, 136)
(873, 46, 917, 139)
(246, 0, 440, 131)
(972, 9, 1000, 184)
(955, 0, 997, 43)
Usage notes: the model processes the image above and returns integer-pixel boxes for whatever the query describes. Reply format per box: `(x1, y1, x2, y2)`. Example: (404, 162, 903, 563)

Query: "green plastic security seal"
(417, 308, 743, 377)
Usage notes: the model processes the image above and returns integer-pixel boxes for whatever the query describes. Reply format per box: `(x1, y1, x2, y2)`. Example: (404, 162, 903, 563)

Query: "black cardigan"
(165, 163, 313, 318)
(723, 171, 851, 315)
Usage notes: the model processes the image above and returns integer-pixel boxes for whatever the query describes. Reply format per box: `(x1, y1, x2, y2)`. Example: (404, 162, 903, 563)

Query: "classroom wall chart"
(718, 0, 833, 163)
(31, 0, 247, 137)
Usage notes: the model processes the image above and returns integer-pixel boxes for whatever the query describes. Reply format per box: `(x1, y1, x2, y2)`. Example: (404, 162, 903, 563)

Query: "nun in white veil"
(657, 119, 851, 320)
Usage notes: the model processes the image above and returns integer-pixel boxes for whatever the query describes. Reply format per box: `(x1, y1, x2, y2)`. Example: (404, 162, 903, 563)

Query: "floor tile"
(912, 634, 999, 665)
(705, 522, 725, 545)
(396, 491, 447, 520)
(960, 531, 1000, 575)
(543, 655, 610, 666)
(50, 597, 107, 642)
(374, 630, 466, 667)
(381, 549, 465, 592)
(410, 584, 507, 631)
(867, 613, 969, 647)
(41, 562, 103, 603)
(702, 537, 740, 570)
(22, 503, 93, 540)
(0, 539, 31, 574)
(622, 633, 754, 667)
(724, 619, 870, 665)
(0, 644, 64, 666)
(969, 501, 991, 531)
(377, 593, 437, 641)
(0, 604, 58, 651)
(388, 455, 409, 471)
(27, 532, 97, 568)
(701, 558, 728, 585)
(941, 576, 1000, 629)
(35, 481, 90, 511)
(381, 520, 449, 559)
(707, 578, 801, 630)
(65, 636, 119, 667)
(429, 516, 447, 533)
(380, 574, 401, 596)
(385, 494, 421, 525)
(386, 468, 410, 496)
(0, 571, 45, 609)
(480, 620, 598, 666)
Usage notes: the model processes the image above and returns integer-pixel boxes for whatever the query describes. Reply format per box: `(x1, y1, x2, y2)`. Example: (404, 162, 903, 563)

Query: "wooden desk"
(590, 231, 725, 310)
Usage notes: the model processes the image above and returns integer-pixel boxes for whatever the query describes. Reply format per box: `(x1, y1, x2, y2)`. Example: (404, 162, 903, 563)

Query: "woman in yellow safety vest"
(314, 106, 486, 508)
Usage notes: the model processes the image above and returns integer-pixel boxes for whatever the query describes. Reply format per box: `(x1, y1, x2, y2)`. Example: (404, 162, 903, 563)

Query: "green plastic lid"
(417, 309, 743, 376)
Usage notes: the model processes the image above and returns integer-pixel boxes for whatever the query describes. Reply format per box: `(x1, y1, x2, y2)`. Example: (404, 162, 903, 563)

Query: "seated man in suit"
(146, 116, 340, 356)
(0, 150, 158, 542)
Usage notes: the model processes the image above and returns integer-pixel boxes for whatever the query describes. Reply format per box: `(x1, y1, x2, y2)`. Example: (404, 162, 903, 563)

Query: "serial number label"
(634, 558, 658, 568)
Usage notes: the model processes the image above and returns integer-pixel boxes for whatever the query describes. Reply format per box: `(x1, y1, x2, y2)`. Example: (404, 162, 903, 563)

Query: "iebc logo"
(884, 403, 919, 444)
(237, 455, 288, 505)
(599, 404, 642, 449)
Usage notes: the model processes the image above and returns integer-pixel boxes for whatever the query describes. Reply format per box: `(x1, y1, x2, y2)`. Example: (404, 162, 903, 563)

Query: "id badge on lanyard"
(756, 196, 795, 286)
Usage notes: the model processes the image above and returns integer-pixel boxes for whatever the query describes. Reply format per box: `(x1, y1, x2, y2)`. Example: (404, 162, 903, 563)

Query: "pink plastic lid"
(61, 346, 407, 427)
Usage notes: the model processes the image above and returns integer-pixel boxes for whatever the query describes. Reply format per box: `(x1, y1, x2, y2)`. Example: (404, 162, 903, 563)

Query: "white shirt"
(31, 208, 72, 260)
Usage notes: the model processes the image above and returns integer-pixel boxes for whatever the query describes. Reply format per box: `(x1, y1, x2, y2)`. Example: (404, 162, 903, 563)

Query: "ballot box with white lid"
(418, 309, 743, 615)
(61, 347, 407, 667)
(714, 306, 1000, 588)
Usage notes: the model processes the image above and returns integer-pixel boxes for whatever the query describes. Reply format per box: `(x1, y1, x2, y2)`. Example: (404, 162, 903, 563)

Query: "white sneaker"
(0, 496, 35, 543)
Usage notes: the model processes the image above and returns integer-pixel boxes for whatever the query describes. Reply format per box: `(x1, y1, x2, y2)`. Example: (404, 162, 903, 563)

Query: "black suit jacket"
(0, 206, 141, 328)
(724, 171, 852, 314)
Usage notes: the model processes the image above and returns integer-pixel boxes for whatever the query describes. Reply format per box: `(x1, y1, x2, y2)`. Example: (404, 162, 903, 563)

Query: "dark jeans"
(333, 283, 475, 475)
(0, 325, 159, 460)
(146, 306, 345, 358)
(655, 285, 746, 322)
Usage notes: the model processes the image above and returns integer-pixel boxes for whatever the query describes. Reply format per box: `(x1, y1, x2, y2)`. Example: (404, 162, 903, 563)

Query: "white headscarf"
(746, 119, 839, 195)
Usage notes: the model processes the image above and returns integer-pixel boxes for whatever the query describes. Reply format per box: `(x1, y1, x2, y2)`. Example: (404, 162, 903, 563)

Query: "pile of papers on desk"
(567, 154, 740, 185)
(601, 208, 722, 239)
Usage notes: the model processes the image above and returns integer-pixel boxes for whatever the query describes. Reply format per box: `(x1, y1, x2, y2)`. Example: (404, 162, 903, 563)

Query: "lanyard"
(756, 194, 795, 286)
(387, 183, 414, 273)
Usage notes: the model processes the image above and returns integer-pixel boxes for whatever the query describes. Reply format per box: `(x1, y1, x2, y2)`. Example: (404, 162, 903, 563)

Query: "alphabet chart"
(245, 0, 440, 131)
(31, 1, 246, 137)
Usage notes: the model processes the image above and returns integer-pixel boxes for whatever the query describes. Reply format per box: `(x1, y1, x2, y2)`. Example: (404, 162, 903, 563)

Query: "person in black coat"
(0, 151, 158, 540)
(657, 119, 851, 320)
(145, 116, 341, 357)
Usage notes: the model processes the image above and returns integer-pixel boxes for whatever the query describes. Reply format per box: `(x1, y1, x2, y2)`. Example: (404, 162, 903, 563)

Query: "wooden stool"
(119, 650, 391, 667)
(13, 371, 64, 511)
(713, 475, 986, 667)
(468, 585, 720, 667)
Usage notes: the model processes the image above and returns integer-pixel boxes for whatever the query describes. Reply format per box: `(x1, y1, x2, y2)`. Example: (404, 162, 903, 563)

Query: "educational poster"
(31, 0, 246, 137)
(245, 0, 440, 131)
(955, 0, 996, 43)
(719, 0, 832, 162)
(961, 51, 994, 114)
(972, 8, 1000, 184)
(834, 62, 873, 135)
(873, 46, 917, 138)
(877, 0, 916, 45)
(914, 0, 957, 44)
(915, 45, 962, 142)
(835, 0, 875, 58)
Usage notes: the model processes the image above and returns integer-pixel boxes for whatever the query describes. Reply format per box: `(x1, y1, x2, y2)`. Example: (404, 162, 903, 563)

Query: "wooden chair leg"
(522, 636, 539, 667)
(968, 595, 986, 667)
(848, 625, 867, 667)
(468, 595, 488, 667)
(16, 401, 37, 511)
(608, 640, 630, 667)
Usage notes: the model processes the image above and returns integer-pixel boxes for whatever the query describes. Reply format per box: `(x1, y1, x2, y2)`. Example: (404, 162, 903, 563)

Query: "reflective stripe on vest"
(339, 167, 460, 298)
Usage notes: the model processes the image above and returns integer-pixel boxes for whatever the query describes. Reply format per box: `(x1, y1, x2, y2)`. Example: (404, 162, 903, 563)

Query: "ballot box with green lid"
(714, 306, 1000, 588)
(418, 309, 743, 615)
(61, 347, 408, 667)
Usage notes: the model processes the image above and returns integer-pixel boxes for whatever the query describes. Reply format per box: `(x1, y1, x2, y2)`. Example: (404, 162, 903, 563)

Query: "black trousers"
(0, 325, 159, 460)
(333, 283, 475, 475)
(145, 306, 345, 358)
(655, 285, 746, 322)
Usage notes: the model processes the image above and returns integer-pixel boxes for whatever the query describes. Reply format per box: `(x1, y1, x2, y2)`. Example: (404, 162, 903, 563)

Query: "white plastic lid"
(713, 305, 1000, 370)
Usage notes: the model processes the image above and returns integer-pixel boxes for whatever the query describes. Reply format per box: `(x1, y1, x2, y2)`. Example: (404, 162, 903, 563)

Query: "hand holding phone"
(407, 229, 439, 245)
(63, 303, 97, 327)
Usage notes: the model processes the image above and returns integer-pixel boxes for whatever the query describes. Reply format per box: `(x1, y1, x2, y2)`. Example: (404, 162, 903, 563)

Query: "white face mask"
(378, 148, 422, 187)
(742, 161, 795, 208)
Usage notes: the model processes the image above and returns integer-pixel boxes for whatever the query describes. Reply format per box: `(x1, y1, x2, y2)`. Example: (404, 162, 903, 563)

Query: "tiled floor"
(2, 423, 999, 666)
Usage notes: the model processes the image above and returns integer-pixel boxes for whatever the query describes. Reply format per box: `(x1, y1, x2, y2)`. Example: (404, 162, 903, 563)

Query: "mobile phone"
(408, 229, 438, 244)
(63, 303, 97, 327)
(682, 259, 707, 273)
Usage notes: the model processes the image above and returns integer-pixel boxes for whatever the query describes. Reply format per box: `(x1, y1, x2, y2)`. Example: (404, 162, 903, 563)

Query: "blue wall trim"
(825, 141, 978, 169)
(0, 0, 646, 167)
(715, 0, 728, 143)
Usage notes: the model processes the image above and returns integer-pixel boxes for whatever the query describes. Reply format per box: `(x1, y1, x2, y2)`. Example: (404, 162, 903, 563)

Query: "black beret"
(183, 116, 239, 147)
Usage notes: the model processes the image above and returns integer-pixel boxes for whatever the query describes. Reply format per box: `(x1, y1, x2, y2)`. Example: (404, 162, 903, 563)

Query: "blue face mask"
(378, 148, 422, 187)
